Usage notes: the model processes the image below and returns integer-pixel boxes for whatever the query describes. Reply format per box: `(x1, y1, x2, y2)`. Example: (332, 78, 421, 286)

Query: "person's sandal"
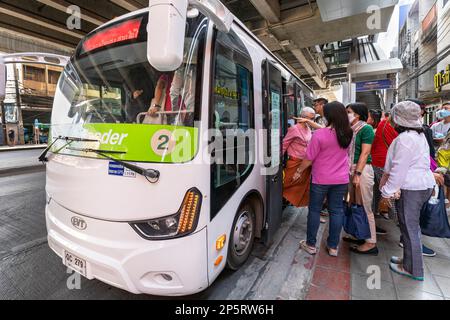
(389, 262, 424, 281)
(327, 247, 338, 257)
(342, 236, 365, 245)
(390, 256, 403, 264)
(299, 240, 317, 255)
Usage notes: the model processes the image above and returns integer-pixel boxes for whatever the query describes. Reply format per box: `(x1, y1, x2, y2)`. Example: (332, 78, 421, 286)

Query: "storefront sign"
(356, 79, 393, 92)
(434, 65, 450, 93)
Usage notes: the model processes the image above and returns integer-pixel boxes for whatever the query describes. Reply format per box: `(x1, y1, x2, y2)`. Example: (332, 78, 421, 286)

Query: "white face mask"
(348, 113, 356, 124)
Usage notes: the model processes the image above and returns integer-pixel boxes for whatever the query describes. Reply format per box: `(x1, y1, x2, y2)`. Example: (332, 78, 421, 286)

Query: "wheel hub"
(232, 211, 253, 256)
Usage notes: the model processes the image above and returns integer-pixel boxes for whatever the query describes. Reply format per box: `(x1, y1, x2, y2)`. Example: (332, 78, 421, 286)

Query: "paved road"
(0, 168, 317, 300)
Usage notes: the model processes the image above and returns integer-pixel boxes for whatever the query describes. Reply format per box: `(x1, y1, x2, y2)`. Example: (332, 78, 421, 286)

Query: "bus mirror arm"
(147, 0, 233, 72)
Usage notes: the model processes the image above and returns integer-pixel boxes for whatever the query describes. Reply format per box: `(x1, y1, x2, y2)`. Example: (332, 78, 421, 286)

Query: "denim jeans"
(307, 183, 348, 249)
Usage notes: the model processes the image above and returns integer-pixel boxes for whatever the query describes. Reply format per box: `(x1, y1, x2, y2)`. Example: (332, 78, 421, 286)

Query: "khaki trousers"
(360, 164, 376, 244)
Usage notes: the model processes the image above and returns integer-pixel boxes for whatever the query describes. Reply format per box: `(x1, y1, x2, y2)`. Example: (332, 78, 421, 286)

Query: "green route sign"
(50, 123, 199, 163)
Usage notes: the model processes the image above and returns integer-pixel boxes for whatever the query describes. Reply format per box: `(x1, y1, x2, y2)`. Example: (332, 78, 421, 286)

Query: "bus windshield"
(55, 13, 207, 128)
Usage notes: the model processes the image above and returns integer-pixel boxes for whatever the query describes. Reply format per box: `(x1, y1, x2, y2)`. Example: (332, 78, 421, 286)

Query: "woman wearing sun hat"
(379, 101, 436, 281)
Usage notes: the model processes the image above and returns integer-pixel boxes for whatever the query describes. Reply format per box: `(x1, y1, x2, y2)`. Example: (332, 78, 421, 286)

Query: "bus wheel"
(227, 204, 255, 270)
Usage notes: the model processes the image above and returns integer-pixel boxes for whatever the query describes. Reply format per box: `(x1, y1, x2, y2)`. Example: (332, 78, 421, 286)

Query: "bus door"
(262, 59, 283, 245)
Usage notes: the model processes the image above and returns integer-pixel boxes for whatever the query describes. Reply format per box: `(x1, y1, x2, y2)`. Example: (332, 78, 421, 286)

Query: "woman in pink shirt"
(282, 107, 315, 207)
(293, 102, 353, 257)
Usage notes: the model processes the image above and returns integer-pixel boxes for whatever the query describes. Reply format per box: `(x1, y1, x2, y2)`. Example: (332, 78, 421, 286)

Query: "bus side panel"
(206, 24, 267, 285)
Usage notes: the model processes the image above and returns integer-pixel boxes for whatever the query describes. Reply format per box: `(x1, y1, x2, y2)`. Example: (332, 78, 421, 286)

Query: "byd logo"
(71, 216, 87, 230)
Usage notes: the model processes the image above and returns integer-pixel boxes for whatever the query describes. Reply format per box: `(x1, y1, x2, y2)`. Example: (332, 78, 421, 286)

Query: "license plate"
(63, 250, 87, 277)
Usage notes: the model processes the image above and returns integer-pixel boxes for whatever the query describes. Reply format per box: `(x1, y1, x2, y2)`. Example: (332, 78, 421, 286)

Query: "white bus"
(31, 0, 314, 296)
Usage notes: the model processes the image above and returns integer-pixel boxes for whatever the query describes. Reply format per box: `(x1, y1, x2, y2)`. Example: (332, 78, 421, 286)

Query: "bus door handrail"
(136, 110, 194, 124)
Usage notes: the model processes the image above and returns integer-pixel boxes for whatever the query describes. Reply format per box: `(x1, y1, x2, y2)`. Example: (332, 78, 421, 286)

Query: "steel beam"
(36, 0, 107, 26)
(0, 2, 84, 40)
(109, 0, 142, 12)
(290, 47, 327, 88)
(248, 0, 280, 23)
(0, 25, 75, 51)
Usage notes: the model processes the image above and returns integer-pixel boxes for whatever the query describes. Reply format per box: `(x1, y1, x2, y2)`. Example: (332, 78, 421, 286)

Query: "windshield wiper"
(67, 147, 160, 183)
(38, 136, 99, 162)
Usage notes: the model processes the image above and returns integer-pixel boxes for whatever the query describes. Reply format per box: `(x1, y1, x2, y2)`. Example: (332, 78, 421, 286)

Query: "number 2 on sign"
(157, 134, 169, 151)
(151, 129, 176, 156)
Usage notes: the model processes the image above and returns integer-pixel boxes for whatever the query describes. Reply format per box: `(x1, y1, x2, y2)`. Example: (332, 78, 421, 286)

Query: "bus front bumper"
(45, 199, 209, 296)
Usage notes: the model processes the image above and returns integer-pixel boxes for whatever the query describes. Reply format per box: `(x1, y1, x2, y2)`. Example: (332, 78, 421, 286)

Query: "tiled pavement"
(305, 215, 450, 300)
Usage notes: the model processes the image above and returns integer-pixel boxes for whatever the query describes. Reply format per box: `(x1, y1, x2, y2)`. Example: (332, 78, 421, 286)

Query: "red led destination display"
(82, 18, 142, 53)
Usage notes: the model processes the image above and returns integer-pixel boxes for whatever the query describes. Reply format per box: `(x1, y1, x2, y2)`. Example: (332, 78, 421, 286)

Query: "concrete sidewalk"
(211, 206, 327, 300)
(0, 149, 45, 175)
(0, 144, 46, 152)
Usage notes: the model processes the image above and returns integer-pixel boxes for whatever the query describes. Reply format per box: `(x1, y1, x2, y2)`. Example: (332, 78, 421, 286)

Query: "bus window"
(211, 30, 254, 217)
(56, 13, 207, 128)
(295, 84, 303, 116)
(304, 94, 313, 109)
(285, 80, 295, 128)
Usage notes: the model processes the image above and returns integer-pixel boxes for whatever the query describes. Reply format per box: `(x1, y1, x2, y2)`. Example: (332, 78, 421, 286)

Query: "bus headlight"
(130, 188, 202, 240)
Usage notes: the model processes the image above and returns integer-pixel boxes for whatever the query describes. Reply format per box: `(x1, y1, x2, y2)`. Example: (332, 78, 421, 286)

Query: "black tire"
(226, 203, 256, 270)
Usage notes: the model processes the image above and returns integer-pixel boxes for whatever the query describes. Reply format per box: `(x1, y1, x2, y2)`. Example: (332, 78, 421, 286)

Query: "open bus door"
(262, 59, 283, 245)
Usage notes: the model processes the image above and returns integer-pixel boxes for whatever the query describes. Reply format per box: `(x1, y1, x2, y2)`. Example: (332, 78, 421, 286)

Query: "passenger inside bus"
(144, 36, 198, 127)
(144, 64, 196, 127)
(146, 72, 176, 125)
(123, 68, 154, 123)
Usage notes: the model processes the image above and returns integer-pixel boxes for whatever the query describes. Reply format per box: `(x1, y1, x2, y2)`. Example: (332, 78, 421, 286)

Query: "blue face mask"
(437, 110, 450, 119)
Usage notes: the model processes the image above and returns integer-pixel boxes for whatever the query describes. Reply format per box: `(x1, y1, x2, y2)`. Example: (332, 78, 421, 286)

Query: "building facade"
(1, 61, 62, 146)
(397, 0, 450, 119)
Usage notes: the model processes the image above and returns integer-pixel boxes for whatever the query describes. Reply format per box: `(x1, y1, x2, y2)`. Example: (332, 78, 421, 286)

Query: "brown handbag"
(378, 172, 391, 213)
(378, 198, 390, 213)
(348, 182, 363, 206)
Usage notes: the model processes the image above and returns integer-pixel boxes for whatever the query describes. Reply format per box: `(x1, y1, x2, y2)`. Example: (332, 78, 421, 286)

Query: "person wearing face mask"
(371, 112, 398, 221)
(379, 101, 436, 281)
(403, 99, 439, 258)
(345, 103, 378, 255)
(431, 106, 450, 145)
(282, 107, 316, 207)
(312, 98, 329, 127)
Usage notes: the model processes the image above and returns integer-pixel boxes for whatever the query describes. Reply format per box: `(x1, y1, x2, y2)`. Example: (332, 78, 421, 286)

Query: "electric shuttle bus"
(36, 0, 315, 296)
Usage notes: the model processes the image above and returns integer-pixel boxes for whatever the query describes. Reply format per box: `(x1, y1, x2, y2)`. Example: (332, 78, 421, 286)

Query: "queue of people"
(282, 97, 450, 281)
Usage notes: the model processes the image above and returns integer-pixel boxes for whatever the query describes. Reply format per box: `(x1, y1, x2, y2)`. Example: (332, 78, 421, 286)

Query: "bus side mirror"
(0, 59, 6, 101)
(147, 0, 188, 71)
(147, 0, 233, 71)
